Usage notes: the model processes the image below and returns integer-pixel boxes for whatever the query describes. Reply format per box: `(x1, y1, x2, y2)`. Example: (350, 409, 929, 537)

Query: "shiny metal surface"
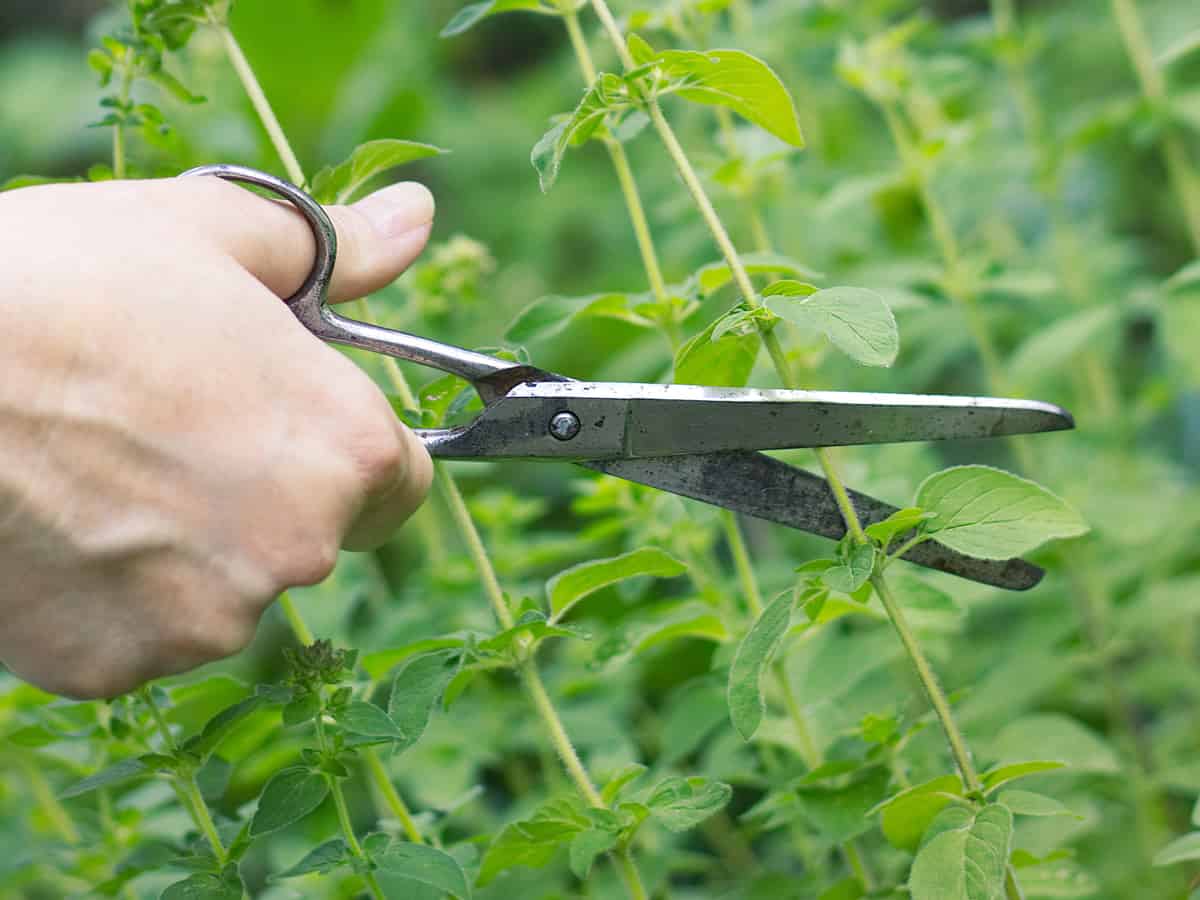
(420, 380, 1073, 459)
(586, 451, 1045, 590)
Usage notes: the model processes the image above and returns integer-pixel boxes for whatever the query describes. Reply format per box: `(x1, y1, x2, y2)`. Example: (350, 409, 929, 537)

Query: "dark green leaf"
(61, 756, 155, 799)
(388, 650, 460, 747)
(821, 544, 876, 594)
(271, 839, 350, 879)
(440, 1, 556, 38)
(646, 775, 733, 832)
(872, 774, 966, 852)
(335, 701, 404, 742)
(249, 767, 329, 837)
(1153, 832, 1200, 866)
(675, 317, 760, 388)
(371, 838, 471, 899)
(477, 799, 589, 886)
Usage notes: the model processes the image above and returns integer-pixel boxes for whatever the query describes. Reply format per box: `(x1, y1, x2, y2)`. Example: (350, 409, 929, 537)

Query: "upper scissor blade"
(614, 384, 1072, 455)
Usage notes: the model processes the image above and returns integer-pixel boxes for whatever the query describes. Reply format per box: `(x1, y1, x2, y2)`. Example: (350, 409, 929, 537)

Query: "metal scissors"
(183, 164, 1075, 591)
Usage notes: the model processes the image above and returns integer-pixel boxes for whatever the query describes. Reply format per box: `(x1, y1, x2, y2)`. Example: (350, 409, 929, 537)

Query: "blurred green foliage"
(3, 0, 1200, 898)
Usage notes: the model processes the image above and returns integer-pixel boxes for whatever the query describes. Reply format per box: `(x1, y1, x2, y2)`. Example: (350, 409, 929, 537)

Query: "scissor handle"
(180, 164, 512, 384)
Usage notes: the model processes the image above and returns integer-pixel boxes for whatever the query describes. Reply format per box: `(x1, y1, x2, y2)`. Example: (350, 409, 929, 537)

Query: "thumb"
(164, 175, 436, 303)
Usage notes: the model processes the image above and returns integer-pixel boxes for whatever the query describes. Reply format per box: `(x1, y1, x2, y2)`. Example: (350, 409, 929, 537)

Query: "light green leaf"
(635, 613, 729, 653)
(1007, 306, 1119, 388)
(479, 610, 590, 654)
(440, 0, 556, 37)
(872, 774, 966, 853)
(601, 763, 648, 805)
(982, 760, 1066, 794)
(793, 767, 891, 843)
(548, 548, 687, 622)
(389, 650, 460, 745)
(696, 253, 822, 296)
(249, 767, 329, 837)
(334, 701, 404, 742)
(765, 283, 899, 367)
(989, 715, 1119, 775)
(183, 695, 264, 760)
(996, 790, 1079, 818)
(821, 544, 876, 594)
(647, 775, 733, 832)
(909, 803, 1013, 900)
(477, 799, 589, 886)
(675, 317, 760, 387)
(727, 590, 794, 740)
(1158, 30, 1200, 68)
(648, 48, 804, 146)
(310, 140, 446, 205)
(915, 466, 1089, 560)
(1154, 832, 1200, 866)
(361, 638, 465, 681)
(271, 839, 350, 879)
(533, 74, 632, 191)
(371, 838, 472, 899)
(61, 756, 155, 799)
(865, 507, 936, 549)
(1165, 259, 1200, 294)
(505, 293, 652, 343)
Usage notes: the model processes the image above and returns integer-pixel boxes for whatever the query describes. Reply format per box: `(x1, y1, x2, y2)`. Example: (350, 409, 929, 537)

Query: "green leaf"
(569, 825, 620, 879)
(648, 48, 804, 146)
(160, 872, 243, 900)
(547, 548, 686, 622)
(371, 838, 471, 899)
(634, 612, 729, 654)
(872, 774, 966, 852)
(1006, 306, 1119, 388)
(1158, 29, 1200, 68)
(695, 253, 822, 296)
(821, 544, 876, 594)
(310, 139, 447, 205)
(477, 800, 589, 886)
(1165, 259, 1200, 294)
(727, 589, 794, 740)
(909, 803, 1013, 900)
(647, 775, 733, 832)
(1154, 832, 1200, 866)
(989, 715, 1119, 775)
(440, 1, 556, 37)
(388, 650, 459, 747)
(249, 767, 330, 837)
(675, 317, 760, 387)
(505, 293, 652, 343)
(271, 839, 350, 879)
(996, 790, 1079, 818)
(915, 466, 1089, 560)
(184, 695, 264, 759)
(282, 691, 321, 726)
(601, 763, 648, 805)
(479, 610, 590, 655)
(361, 638, 465, 681)
(765, 283, 899, 367)
(533, 74, 633, 191)
(334, 701, 404, 742)
(793, 767, 891, 843)
(865, 507, 937, 549)
(61, 756, 155, 799)
(982, 760, 1066, 794)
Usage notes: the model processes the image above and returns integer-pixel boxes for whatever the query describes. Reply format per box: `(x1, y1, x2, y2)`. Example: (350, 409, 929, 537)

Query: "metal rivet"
(549, 411, 581, 441)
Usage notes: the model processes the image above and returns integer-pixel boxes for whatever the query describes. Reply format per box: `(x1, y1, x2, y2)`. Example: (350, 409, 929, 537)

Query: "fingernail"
(355, 182, 436, 239)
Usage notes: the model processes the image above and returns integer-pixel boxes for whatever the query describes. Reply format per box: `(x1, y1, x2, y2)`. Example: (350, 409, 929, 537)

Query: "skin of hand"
(0, 175, 436, 699)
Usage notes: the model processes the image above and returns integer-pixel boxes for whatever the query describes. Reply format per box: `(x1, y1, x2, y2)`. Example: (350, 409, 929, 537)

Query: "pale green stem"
(589, 0, 986, 802)
(721, 511, 763, 617)
(438, 470, 513, 629)
(364, 749, 424, 844)
(112, 64, 132, 179)
(141, 688, 230, 865)
(563, 11, 670, 307)
(872, 574, 983, 795)
(215, 21, 306, 186)
(329, 769, 387, 900)
(521, 661, 604, 806)
(1109, 0, 1200, 252)
(18, 755, 80, 845)
(613, 849, 650, 900)
(279, 591, 315, 645)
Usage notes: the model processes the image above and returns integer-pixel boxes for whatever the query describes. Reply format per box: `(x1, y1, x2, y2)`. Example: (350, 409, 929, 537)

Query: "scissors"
(183, 164, 1075, 591)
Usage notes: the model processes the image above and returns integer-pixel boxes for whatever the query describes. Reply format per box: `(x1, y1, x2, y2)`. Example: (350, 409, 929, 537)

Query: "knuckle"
(278, 539, 340, 588)
(342, 392, 406, 494)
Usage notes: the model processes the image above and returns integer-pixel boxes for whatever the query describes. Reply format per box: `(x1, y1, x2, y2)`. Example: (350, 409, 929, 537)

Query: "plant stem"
(871, 574, 983, 795)
(521, 661, 604, 806)
(278, 590, 315, 645)
(613, 848, 650, 900)
(213, 19, 306, 187)
(112, 64, 132, 179)
(722, 511, 763, 616)
(588, 0, 986, 803)
(563, 10, 670, 306)
(1109, 0, 1200, 252)
(329, 770, 387, 900)
(17, 755, 80, 845)
(364, 749, 424, 844)
(438, 469, 513, 629)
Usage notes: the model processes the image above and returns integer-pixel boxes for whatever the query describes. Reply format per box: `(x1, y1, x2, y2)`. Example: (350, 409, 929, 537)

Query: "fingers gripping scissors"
(185, 165, 1075, 591)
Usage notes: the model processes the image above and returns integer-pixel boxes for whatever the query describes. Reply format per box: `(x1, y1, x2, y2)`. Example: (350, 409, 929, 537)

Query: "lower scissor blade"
(583, 451, 1044, 591)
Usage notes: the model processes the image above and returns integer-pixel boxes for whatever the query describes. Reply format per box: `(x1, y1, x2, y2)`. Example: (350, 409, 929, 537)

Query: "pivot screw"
(549, 411, 581, 441)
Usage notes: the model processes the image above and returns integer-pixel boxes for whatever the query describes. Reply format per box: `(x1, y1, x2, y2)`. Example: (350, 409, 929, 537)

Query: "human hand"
(0, 175, 435, 698)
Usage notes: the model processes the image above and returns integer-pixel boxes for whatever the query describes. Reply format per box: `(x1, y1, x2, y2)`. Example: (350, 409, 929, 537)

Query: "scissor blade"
(420, 381, 1074, 460)
(583, 451, 1044, 591)
(602, 383, 1073, 455)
